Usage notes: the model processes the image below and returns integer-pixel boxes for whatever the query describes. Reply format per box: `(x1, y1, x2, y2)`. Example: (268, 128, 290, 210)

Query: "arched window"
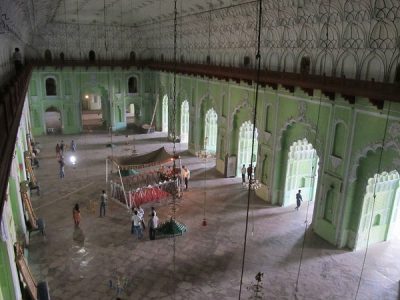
(205, 108, 218, 153)
(130, 51, 136, 62)
(45, 49, 52, 61)
(161, 54, 164, 62)
(128, 76, 138, 94)
(89, 50, 96, 61)
(59, 52, 65, 61)
(373, 214, 381, 226)
(300, 56, 311, 74)
(45, 78, 57, 96)
(243, 56, 250, 67)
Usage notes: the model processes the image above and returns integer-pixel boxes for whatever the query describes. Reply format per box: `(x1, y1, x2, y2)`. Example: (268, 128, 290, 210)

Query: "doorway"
(356, 170, 400, 248)
(44, 107, 62, 134)
(81, 94, 103, 131)
(204, 108, 218, 153)
(283, 138, 319, 206)
(237, 121, 258, 176)
(180, 100, 189, 143)
(162, 95, 168, 133)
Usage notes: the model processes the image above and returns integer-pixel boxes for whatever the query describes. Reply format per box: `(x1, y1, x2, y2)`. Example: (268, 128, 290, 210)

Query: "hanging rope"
(294, 1, 331, 295)
(202, 3, 212, 227)
(354, 101, 392, 299)
(238, 0, 262, 298)
(171, 1, 178, 299)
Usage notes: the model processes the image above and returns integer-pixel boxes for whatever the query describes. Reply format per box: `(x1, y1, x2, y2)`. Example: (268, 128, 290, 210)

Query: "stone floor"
(28, 131, 400, 300)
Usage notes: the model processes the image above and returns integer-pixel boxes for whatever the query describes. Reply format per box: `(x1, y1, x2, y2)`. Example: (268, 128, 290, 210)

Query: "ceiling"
(35, 0, 248, 28)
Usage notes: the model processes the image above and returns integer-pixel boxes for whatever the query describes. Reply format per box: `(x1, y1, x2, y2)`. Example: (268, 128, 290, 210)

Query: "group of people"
(158, 165, 191, 190)
(241, 164, 256, 184)
(131, 206, 159, 241)
(55, 140, 77, 178)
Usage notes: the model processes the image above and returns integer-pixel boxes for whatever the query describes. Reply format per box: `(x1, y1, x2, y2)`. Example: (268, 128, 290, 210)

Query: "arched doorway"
(180, 100, 189, 143)
(204, 108, 218, 153)
(81, 93, 103, 131)
(237, 121, 258, 176)
(162, 95, 168, 133)
(89, 50, 96, 61)
(356, 170, 400, 249)
(44, 107, 62, 134)
(283, 138, 319, 206)
(126, 103, 136, 127)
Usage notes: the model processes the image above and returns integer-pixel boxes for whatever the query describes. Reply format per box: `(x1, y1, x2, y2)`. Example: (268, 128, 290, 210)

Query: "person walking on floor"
(241, 164, 246, 183)
(182, 166, 190, 190)
(71, 140, 76, 152)
(131, 209, 143, 239)
(148, 212, 159, 240)
(60, 140, 65, 154)
(59, 157, 65, 178)
(100, 190, 107, 217)
(247, 164, 253, 181)
(73, 203, 81, 226)
(295, 190, 303, 210)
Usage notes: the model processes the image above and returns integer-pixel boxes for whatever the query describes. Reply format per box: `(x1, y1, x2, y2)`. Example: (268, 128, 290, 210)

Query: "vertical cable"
(171, 2, 178, 299)
(238, 0, 262, 298)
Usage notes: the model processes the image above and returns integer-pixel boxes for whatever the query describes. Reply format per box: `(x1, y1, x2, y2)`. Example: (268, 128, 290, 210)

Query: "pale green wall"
(28, 68, 400, 250)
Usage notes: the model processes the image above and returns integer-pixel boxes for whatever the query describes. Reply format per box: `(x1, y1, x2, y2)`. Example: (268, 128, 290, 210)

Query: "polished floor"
(28, 131, 400, 300)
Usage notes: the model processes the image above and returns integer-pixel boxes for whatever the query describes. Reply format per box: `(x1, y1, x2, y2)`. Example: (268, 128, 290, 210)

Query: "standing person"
(59, 157, 65, 178)
(183, 166, 190, 190)
(241, 164, 246, 183)
(295, 190, 303, 210)
(100, 190, 107, 217)
(13, 48, 23, 73)
(131, 209, 143, 239)
(71, 140, 76, 152)
(60, 140, 65, 154)
(150, 206, 157, 217)
(137, 206, 145, 229)
(73, 203, 81, 226)
(148, 212, 159, 240)
(247, 164, 253, 181)
(56, 143, 61, 158)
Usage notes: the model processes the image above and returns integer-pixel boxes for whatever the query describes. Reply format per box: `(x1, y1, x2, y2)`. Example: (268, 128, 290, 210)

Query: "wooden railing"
(0, 66, 32, 221)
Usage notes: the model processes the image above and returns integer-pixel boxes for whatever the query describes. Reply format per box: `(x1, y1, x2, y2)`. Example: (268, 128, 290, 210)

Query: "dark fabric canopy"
(110, 147, 173, 170)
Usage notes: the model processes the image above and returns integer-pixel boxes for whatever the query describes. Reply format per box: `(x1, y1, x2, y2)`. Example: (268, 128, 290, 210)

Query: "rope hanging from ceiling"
(238, 0, 262, 298)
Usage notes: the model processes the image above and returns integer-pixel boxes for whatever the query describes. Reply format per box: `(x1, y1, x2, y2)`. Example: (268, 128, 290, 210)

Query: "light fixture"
(85, 95, 89, 99)
(70, 155, 77, 165)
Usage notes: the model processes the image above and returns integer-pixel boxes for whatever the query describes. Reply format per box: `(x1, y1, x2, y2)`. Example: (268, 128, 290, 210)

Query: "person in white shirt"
(131, 209, 143, 239)
(137, 206, 145, 229)
(241, 164, 246, 183)
(182, 166, 190, 190)
(148, 212, 159, 240)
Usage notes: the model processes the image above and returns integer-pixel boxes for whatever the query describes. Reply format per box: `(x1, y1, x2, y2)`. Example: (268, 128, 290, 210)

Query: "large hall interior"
(1, 0, 400, 299)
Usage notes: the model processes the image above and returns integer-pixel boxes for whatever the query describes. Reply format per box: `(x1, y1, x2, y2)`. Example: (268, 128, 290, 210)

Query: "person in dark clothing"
(247, 164, 253, 181)
(295, 190, 303, 210)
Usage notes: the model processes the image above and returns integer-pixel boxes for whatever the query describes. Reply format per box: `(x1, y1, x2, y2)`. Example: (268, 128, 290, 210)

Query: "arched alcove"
(45, 77, 57, 96)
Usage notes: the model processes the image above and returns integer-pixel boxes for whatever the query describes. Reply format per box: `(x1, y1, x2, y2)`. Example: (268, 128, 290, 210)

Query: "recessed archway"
(204, 108, 218, 153)
(44, 106, 62, 134)
(283, 138, 319, 207)
(355, 170, 400, 249)
(162, 95, 169, 133)
(237, 121, 258, 177)
(180, 100, 189, 143)
(81, 93, 103, 131)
